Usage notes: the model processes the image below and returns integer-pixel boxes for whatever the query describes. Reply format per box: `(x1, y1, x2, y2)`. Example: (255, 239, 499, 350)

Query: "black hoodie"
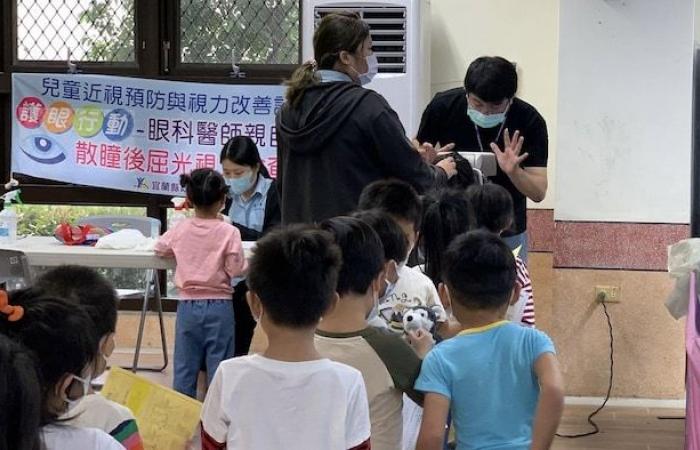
(276, 81, 446, 224)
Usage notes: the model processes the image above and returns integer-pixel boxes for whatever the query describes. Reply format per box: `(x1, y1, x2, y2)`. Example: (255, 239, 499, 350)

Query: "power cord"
(556, 295, 614, 438)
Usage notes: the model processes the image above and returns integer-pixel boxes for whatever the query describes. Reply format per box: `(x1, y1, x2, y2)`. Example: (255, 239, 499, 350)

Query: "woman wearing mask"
(220, 136, 280, 355)
(276, 12, 456, 225)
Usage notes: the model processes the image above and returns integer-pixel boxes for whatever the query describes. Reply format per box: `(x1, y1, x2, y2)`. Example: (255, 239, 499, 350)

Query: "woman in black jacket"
(276, 12, 455, 224)
(220, 135, 280, 355)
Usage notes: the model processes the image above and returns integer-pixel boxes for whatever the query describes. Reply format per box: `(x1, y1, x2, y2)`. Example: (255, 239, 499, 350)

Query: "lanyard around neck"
(474, 118, 508, 152)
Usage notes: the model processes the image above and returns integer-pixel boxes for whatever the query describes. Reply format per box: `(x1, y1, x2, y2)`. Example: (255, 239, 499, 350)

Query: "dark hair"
(0, 289, 98, 425)
(286, 12, 370, 107)
(443, 230, 517, 309)
(352, 209, 408, 263)
(220, 136, 271, 178)
(436, 152, 476, 189)
(320, 217, 384, 296)
(466, 184, 514, 234)
(420, 189, 475, 286)
(247, 225, 342, 327)
(33, 265, 118, 337)
(358, 179, 422, 231)
(180, 168, 228, 209)
(464, 56, 518, 102)
(0, 335, 41, 450)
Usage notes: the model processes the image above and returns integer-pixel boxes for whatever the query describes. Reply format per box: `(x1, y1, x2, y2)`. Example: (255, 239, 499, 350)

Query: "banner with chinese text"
(12, 73, 285, 195)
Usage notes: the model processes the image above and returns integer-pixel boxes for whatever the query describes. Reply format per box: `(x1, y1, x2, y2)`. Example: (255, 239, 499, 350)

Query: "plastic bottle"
(169, 197, 188, 230)
(0, 190, 21, 244)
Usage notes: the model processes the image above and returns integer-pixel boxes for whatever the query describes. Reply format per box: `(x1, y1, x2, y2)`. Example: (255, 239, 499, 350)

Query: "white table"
(0, 236, 255, 268)
(0, 236, 176, 269)
(0, 236, 255, 372)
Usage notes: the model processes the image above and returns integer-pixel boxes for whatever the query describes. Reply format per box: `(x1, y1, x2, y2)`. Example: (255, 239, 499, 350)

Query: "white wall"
(555, 0, 693, 223)
(430, 0, 560, 209)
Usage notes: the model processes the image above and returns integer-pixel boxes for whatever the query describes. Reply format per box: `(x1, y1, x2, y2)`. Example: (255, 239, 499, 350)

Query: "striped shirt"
(516, 256, 536, 326)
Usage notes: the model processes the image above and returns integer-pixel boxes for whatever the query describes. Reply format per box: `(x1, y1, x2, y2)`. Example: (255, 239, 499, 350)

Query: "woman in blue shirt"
(221, 136, 280, 240)
(220, 136, 280, 355)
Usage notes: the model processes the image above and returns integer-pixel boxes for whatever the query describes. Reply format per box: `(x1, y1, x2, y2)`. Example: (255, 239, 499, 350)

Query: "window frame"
(1, 0, 299, 208)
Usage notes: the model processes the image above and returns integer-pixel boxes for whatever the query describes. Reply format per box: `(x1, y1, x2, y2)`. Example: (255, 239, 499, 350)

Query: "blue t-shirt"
(415, 321, 556, 450)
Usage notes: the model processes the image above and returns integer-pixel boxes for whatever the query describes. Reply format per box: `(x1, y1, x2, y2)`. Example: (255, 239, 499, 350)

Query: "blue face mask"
(226, 170, 256, 196)
(467, 107, 507, 129)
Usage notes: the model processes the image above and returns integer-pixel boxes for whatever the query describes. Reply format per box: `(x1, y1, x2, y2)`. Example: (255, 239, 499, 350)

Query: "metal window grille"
(16, 0, 135, 62)
(314, 6, 406, 74)
(180, 0, 299, 65)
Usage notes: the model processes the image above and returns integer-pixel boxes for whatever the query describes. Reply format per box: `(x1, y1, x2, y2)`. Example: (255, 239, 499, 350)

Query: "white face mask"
(359, 54, 379, 85)
(63, 373, 92, 412)
(366, 293, 380, 322)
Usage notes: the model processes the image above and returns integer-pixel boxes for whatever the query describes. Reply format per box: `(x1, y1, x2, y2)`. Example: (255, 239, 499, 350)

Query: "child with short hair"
(1, 289, 123, 449)
(316, 216, 433, 450)
(155, 168, 248, 398)
(200, 226, 371, 450)
(415, 231, 564, 450)
(466, 183, 536, 326)
(357, 180, 448, 335)
(34, 265, 144, 449)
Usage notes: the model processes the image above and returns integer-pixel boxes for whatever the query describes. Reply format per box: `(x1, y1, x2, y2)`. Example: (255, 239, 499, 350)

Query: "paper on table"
(101, 367, 202, 450)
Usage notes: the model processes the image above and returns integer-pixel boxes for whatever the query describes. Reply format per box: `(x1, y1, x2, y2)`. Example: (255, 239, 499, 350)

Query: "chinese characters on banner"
(12, 73, 285, 195)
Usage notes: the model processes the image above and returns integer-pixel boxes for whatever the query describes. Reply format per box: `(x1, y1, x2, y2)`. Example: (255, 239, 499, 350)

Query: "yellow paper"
(102, 367, 202, 450)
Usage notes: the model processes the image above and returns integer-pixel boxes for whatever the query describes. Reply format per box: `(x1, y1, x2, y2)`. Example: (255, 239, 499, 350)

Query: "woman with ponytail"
(276, 12, 457, 224)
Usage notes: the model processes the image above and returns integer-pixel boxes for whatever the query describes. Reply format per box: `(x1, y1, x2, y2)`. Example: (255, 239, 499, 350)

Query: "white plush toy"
(402, 306, 439, 336)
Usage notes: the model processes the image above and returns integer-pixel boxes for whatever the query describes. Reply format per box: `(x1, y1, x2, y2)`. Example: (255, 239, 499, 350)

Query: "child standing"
(357, 180, 449, 336)
(35, 265, 144, 449)
(415, 231, 564, 450)
(316, 216, 433, 450)
(201, 226, 371, 450)
(1, 289, 123, 450)
(155, 168, 248, 398)
(466, 183, 536, 326)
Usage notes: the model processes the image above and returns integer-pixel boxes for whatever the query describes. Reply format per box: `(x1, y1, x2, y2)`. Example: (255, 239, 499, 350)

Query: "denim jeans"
(503, 231, 529, 264)
(173, 299, 235, 398)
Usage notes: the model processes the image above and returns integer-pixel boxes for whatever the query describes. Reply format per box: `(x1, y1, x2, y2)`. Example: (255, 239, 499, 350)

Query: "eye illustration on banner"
(20, 135, 67, 164)
(103, 109, 133, 142)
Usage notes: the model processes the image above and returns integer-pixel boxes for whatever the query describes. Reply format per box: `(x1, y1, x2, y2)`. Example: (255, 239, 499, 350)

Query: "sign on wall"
(12, 73, 285, 195)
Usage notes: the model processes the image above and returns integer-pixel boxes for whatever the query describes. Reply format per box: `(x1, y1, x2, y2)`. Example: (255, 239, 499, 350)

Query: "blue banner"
(12, 73, 285, 195)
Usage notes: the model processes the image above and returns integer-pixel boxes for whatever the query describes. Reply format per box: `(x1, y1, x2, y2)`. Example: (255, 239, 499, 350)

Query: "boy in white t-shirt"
(358, 180, 450, 336)
(201, 225, 371, 450)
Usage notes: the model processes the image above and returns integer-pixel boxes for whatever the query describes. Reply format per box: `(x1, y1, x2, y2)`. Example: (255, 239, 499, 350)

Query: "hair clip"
(305, 59, 318, 71)
(0, 290, 24, 322)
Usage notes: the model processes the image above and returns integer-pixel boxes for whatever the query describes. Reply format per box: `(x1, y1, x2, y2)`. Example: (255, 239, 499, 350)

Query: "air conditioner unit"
(302, 0, 431, 137)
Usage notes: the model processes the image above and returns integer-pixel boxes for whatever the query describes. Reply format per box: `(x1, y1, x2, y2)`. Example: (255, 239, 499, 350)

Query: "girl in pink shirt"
(155, 168, 248, 398)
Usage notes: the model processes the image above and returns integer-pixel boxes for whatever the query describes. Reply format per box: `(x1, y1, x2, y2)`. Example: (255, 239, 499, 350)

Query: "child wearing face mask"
(155, 168, 248, 398)
(32, 265, 144, 450)
(315, 216, 433, 450)
(0, 288, 124, 450)
(357, 180, 448, 336)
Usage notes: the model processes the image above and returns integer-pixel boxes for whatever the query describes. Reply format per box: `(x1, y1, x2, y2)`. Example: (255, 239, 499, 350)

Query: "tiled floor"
(108, 349, 686, 450)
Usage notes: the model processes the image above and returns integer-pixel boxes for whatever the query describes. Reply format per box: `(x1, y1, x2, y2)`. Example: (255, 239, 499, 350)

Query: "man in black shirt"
(416, 56, 548, 262)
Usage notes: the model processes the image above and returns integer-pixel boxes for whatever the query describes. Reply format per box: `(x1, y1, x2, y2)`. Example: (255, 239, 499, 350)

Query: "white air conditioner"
(302, 0, 431, 137)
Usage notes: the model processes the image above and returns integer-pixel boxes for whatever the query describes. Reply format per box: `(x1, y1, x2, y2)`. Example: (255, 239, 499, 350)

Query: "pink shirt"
(154, 218, 248, 300)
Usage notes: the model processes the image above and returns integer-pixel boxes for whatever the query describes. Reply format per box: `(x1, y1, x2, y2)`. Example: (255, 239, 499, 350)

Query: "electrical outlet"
(595, 286, 621, 303)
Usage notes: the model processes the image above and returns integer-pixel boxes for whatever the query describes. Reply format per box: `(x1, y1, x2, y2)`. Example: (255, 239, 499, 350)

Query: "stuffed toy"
(402, 305, 440, 338)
